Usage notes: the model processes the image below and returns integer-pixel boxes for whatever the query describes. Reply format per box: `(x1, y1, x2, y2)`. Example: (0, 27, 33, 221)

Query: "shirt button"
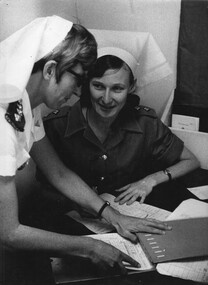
(92, 186, 98, 193)
(101, 154, 108, 160)
(100, 176, 105, 181)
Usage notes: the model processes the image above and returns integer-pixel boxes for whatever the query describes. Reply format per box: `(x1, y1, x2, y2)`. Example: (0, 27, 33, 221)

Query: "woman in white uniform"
(0, 16, 171, 285)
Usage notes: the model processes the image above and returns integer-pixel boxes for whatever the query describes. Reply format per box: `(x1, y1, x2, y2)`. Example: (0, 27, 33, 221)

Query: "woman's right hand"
(88, 239, 140, 275)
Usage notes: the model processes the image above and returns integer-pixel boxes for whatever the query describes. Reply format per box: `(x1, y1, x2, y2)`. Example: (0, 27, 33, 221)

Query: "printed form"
(100, 193, 171, 221)
(89, 232, 154, 271)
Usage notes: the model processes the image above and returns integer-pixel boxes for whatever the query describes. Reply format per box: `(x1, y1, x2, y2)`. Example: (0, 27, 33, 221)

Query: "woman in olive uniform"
(43, 47, 199, 212)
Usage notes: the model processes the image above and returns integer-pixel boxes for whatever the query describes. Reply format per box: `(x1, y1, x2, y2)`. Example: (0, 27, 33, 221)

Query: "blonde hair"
(32, 24, 97, 82)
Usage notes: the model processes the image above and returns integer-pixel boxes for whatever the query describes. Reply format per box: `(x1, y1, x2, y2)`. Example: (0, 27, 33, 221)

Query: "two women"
(43, 47, 199, 212)
(0, 16, 170, 285)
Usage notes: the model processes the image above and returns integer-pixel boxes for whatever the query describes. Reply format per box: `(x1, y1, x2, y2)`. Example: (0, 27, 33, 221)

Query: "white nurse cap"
(98, 47, 138, 78)
(0, 15, 73, 103)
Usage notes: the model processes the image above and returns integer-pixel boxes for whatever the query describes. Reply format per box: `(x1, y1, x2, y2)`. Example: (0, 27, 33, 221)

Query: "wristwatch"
(97, 201, 110, 219)
(163, 168, 172, 181)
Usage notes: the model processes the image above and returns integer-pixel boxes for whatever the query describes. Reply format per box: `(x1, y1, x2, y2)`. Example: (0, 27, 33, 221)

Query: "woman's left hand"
(114, 178, 156, 205)
(111, 212, 172, 243)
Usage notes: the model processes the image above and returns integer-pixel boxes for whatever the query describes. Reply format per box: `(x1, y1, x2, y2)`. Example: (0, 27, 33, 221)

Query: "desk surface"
(52, 257, 202, 285)
(52, 168, 208, 285)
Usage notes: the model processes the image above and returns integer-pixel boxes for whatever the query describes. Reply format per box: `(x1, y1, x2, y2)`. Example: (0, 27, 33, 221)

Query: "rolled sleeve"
(0, 106, 31, 176)
(0, 108, 17, 176)
(152, 118, 184, 166)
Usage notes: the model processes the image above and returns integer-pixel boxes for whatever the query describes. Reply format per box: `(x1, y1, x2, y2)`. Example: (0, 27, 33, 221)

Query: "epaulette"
(134, 105, 157, 118)
(43, 106, 70, 121)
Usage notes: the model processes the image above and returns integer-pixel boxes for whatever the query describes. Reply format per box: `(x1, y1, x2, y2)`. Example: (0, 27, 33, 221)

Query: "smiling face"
(89, 66, 132, 119)
(43, 62, 84, 109)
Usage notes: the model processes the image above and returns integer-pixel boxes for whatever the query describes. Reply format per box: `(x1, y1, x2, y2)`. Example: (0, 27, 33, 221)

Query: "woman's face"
(43, 63, 84, 109)
(89, 66, 131, 119)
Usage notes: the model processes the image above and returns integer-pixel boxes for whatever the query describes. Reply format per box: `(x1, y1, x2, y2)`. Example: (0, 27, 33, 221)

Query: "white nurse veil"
(90, 29, 172, 90)
(0, 15, 73, 104)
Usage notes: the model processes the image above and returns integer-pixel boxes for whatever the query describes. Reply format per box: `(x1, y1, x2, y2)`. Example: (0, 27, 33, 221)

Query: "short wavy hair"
(32, 24, 97, 82)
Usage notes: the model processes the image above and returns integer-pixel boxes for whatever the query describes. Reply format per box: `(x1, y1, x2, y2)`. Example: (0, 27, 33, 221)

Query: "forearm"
(145, 151, 200, 187)
(50, 168, 106, 215)
(31, 137, 105, 215)
(6, 223, 93, 258)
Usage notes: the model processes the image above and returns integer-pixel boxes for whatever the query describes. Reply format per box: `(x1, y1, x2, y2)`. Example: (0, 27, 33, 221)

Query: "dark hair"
(32, 24, 97, 82)
(80, 55, 135, 107)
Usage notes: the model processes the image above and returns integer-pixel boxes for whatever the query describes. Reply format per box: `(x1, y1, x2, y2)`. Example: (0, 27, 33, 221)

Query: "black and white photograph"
(0, 1, 208, 284)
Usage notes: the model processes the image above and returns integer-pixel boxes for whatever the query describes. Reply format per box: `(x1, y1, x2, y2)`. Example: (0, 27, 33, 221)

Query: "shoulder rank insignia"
(52, 109, 60, 115)
(134, 106, 141, 111)
(135, 105, 150, 112)
(43, 106, 70, 121)
(143, 107, 150, 112)
(134, 105, 156, 118)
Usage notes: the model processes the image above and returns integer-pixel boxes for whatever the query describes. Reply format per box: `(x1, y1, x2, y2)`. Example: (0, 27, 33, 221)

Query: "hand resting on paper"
(88, 238, 140, 274)
(102, 206, 172, 243)
(115, 178, 156, 205)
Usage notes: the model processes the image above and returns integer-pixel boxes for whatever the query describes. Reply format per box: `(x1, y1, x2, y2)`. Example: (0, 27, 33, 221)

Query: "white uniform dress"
(0, 15, 72, 177)
(0, 90, 45, 176)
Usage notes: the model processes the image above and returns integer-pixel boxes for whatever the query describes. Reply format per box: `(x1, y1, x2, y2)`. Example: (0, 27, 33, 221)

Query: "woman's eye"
(113, 86, 124, 92)
(92, 83, 103, 90)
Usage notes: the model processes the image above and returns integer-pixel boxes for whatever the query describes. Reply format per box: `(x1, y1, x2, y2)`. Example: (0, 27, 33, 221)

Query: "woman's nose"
(102, 89, 111, 104)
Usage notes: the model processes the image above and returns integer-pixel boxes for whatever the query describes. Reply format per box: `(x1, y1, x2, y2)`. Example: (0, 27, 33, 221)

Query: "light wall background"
(0, 0, 181, 117)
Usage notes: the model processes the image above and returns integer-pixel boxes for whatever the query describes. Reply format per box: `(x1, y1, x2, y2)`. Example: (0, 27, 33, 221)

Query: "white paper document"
(88, 232, 154, 271)
(100, 193, 170, 221)
(156, 199, 208, 283)
(67, 193, 170, 234)
(187, 185, 208, 200)
(171, 114, 200, 131)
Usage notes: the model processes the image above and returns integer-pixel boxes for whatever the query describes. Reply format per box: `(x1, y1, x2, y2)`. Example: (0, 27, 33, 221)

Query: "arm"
(30, 136, 171, 241)
(0, 175, 139, 274)
(115, 145, 200, 205)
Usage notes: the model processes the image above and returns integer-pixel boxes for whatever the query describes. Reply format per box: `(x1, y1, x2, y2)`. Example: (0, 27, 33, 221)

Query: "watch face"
(163, 169, 172, 180)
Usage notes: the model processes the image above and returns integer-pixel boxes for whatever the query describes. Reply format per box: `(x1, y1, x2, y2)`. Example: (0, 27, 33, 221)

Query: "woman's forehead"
(93, 67, 130, 85)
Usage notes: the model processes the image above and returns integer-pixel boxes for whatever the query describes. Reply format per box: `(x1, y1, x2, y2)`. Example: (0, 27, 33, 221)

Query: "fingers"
(114, 187, 135, 203)
(137, 219, 172, 235)
(126, 193, 147, 205)
(115, 190, 146, 205)
(116, 192, 135, 205)
(139, 194, 146, 204)
(121, 252, 140, 269)
(99, 251, 139, 276)
(147, 219, 172, 231)
(119, 229, 138, 243)
(115, 184, 131, 193)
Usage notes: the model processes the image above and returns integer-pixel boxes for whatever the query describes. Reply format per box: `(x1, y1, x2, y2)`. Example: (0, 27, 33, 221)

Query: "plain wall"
(0, 0, 78, 41)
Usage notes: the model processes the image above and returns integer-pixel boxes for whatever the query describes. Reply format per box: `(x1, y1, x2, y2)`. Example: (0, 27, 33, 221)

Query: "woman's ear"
(43, 60, 57, 80)
(128, 78, 137, 94)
